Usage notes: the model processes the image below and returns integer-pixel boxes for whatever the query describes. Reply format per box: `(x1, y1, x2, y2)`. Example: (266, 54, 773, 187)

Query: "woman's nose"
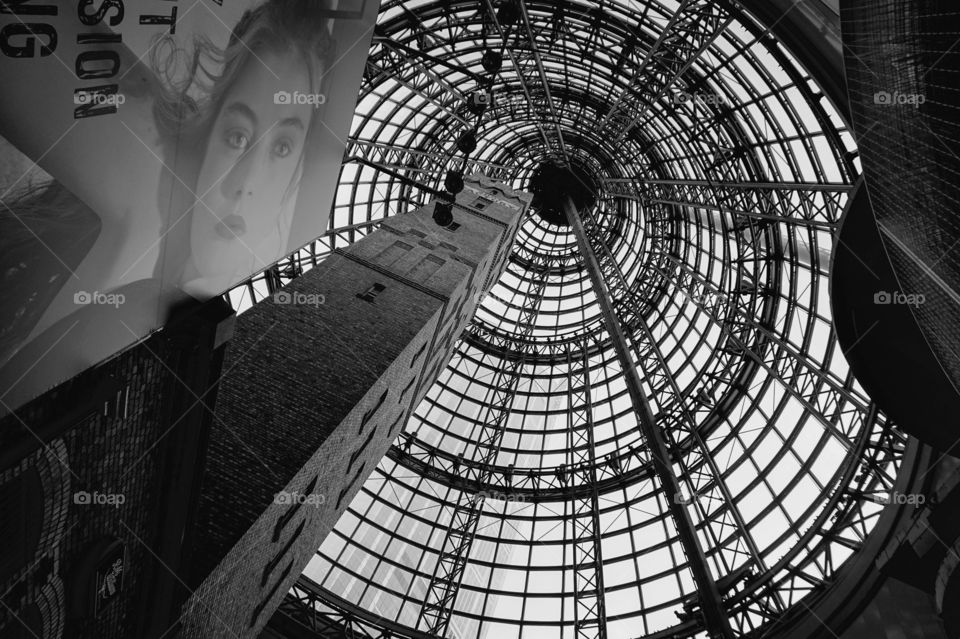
(221, 149, 255, 200)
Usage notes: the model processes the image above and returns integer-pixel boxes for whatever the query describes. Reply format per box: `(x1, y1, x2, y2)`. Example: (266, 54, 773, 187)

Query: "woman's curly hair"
(152, 0, 338, 142)
(150, 0, 339, 268)
(0, 0, 340, 360)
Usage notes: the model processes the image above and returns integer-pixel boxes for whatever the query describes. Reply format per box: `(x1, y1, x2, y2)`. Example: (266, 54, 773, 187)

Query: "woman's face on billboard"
(190, 49, 314, 287)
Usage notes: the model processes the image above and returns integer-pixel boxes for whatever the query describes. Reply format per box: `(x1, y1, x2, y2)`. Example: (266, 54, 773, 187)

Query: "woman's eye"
(274, 140, 292, 158)
(225, 131, 249, 150)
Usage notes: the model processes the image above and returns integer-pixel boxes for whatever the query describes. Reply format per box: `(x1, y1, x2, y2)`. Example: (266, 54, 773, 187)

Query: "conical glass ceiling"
(228, 0, 905, 637)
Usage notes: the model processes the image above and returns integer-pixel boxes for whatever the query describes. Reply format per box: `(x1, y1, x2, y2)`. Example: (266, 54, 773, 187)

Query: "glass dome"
(228, 0, 906, 637)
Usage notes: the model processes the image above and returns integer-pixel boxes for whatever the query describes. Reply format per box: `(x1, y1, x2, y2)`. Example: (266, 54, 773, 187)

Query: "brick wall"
(0, 297, 231, 639)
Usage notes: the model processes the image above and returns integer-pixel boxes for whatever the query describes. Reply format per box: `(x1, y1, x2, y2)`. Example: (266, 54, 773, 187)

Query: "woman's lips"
(215, 214, 247, 239)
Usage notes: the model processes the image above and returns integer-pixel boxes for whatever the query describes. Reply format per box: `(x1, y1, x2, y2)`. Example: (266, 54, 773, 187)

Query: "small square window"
(357, 283, 386, 303)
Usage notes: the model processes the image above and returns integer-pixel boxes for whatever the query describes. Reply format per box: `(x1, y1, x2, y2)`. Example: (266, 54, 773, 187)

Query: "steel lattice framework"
(565, 342, 607, 639)
(419, 261, 550, 635)
(225, 0, 906, 638)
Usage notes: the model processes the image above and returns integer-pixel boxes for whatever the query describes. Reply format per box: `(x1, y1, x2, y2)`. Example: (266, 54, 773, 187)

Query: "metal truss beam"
(724, 403, 903, 632)
(273, 383, 899, 639)
(387, 430, 647, 501)
(417, 262, 550, 635)
(271, 576, 434, 639)
(563, 197, 734, 639)
(517, 0, 569, 159)
(577, 207, 787, 623)
(654, 254, 868, 448)
(637, 194, 867, 449)
(372, 36, 485, 84)
(608, 205, 902, 631)
(364, 45, 472, 127)
(566, 342, 607, 639)
(346, 139, 514, 181)
(635, 179, 853, 230)
(596, 0, 731, 143)
(479, 0, 560, 156)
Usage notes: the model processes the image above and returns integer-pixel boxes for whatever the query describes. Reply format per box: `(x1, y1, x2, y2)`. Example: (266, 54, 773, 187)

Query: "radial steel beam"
(479, 0, 555, 152)
(347, 138, 514, 180)
(636, 179, 853, 229)
(578, 207, 787, 617)
(566, 342, 607, 639)
(563, 197, 734, 638)
(417, 262, 550, 636)
(596, 0, 731, 143)
(373, 36, 485, 83)
(653, 254, 866, 449)
(517, 0, 569, 160)
(363, 50, 472, 126)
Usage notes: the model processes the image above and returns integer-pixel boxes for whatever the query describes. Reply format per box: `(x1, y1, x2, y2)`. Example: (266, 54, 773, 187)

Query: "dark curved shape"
(937, 538, 960, 638)
(839, 0, 960, 455)
(831, 180, 960, 456)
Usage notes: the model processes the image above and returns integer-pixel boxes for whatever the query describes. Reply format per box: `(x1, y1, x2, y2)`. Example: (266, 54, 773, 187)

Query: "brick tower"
(176, 176, 528, 639)
(0, 176, 527, 639)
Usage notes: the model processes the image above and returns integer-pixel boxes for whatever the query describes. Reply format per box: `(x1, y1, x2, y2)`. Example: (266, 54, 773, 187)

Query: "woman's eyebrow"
(278, 116, 305, 131)
(224, 102, 257, 125)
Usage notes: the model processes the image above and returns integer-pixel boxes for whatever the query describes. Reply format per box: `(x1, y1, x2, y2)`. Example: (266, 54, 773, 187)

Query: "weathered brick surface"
(178, 178, 528, 639)
(0, 300, 229, 639)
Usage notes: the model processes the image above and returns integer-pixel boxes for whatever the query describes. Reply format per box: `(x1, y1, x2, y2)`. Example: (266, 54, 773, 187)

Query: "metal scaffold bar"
(566, 341, 608, 639)
(563, 196, 734, 639)
(417, 260, 550, 635)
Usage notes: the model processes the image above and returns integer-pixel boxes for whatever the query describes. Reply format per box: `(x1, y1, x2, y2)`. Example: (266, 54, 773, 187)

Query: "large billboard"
(0, 0, 377, 415)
